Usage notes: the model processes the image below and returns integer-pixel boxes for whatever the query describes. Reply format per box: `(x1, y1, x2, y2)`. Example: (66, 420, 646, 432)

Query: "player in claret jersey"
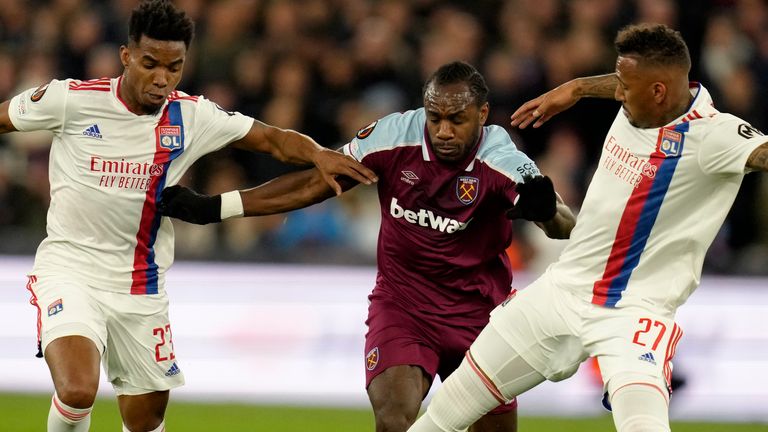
(407, 24, 768, 432)
(0, 1, 376, 431)
(160, 61, 576, 432)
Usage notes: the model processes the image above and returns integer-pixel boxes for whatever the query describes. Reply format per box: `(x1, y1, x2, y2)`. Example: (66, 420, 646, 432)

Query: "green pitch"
(2, 393, 765, 431)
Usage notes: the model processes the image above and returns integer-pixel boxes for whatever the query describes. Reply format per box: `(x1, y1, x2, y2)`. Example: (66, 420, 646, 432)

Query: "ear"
(119, 45, 130, 69)
(652, 81, 667, 104)
(479, 102, 489, 125)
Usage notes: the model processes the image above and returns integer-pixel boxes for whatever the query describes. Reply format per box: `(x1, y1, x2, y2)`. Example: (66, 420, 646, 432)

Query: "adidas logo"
(165, 362, 181, 377)
(638, 352, 656, 365)
(82, 124, 103, 139)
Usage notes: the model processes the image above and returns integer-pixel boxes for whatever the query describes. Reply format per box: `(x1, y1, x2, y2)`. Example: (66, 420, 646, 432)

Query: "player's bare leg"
(45, 336, 100, 431)
(118, 391, 169, 431)
(368, 365, 431, 432)
(469, 409, 518, 432)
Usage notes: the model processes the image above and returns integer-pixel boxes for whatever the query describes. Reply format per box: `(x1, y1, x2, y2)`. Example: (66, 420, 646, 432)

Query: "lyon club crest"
(659, 129, 683, 157)
(456, 176, 479, 205)
(366, 347, 379, 371)
(158, 126, 182, 151)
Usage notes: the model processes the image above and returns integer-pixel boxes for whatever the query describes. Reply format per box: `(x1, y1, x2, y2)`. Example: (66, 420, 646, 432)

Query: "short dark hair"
(423, 61, 489, 106)
(129, 0, 195, 48)
(615, 24, 690, 71)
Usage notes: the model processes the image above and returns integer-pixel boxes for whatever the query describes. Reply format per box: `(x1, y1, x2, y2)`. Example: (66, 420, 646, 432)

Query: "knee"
(56, 383, 97, 409)
(122, 417, 164, 432)
(374, 401, 420, 432)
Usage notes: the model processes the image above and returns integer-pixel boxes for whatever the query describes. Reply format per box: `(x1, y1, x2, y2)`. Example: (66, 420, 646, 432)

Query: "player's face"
(120, 35, 186, 115)
(614, 55, 658, 128)
(424, 82, 489, 162)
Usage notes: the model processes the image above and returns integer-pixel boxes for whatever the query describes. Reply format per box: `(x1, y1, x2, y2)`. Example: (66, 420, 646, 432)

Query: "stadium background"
(1, 0, 767, 430)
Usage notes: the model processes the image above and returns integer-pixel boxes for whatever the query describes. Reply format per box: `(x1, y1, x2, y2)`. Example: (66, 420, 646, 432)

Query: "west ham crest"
(366, 347, 379, 371)
(456, 176, 479, 205)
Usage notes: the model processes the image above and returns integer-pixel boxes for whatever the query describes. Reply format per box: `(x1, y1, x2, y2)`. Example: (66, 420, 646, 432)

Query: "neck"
(655, 86, 694, 127)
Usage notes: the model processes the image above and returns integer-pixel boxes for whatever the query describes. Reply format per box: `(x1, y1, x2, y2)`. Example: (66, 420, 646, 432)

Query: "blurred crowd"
(1, 0, 767, 274)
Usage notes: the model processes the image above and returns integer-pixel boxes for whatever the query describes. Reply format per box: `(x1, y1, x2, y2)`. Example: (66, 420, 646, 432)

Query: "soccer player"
(0, 1, 376, 431)
(159, 61, 576, 432)
(405, 24, 768, 432)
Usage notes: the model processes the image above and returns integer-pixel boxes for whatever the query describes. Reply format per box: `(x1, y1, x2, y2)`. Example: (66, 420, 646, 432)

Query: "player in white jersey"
(0, 1, 376, 431)
(408, 24, 768, 432)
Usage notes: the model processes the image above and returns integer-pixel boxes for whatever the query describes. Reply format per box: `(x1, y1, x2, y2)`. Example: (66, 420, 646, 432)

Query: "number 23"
(153, 324, 176, 362)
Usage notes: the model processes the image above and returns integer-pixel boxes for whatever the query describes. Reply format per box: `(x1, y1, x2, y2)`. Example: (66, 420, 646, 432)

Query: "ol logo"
(158, 126, 182, 150)
(659, 129, 683, 157)
(456, 176, 479, 205)
(366, 347, 379, 371)
(48, 299, 63, 317)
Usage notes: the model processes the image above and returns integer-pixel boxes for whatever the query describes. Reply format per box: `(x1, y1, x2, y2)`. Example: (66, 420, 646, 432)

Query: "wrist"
(220, 190, 244, 220)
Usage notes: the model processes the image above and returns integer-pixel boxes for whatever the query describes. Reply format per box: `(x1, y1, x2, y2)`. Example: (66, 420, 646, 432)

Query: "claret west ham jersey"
(548, 84, 766, 314)
(9, 77, 253, 294)
(343, 108, 541, 326)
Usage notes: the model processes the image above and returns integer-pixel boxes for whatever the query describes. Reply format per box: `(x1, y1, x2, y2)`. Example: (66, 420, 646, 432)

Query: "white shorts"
(26, 273, 185, 395)
(481, 273, 683, 402)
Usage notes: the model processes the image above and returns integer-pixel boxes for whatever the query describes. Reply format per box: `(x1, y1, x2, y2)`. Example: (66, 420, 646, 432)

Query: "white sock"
(123, 420, 165, 432)
(610, 383, 670, 432)
(410, 356, 502, 432)
(47, 393, 92, 432)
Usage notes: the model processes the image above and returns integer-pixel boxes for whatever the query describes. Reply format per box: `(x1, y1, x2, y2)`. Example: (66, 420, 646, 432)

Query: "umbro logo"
(165, 362, 181, 377)
(400, 170, 419, 185)
(83, 124, 103, 139)
(638, 352, 656, 365)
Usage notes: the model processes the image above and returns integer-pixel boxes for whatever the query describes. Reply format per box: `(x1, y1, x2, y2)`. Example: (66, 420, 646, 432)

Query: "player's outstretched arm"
(510, 73, 619, 129)
(159, 168, 355, 225)
(230, 120, 377, 195)
(0, 100, 19, 134)
(746, 142, 768, 171)
(506, 176, 575, 239)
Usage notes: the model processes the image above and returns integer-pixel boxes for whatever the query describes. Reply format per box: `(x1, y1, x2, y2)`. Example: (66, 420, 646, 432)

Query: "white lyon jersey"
(548, 84, 766, 314)
(9, 77, 253, 294)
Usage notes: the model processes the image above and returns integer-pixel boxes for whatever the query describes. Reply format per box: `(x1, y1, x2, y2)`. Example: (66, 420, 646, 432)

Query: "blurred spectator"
(0, 0, 765, 273)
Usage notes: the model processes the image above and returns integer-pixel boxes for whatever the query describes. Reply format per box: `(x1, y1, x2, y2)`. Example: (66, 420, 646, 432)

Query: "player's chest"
(382, 163, 491, 216)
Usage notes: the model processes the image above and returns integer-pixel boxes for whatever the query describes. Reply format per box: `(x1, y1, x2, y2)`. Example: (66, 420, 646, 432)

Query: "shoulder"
(476, 125, 539, 181)
(351, 108, 425, 156)
(67, 78, 112, 94)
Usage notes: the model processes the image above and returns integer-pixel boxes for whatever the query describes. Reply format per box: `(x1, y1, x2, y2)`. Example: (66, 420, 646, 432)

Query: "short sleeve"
(8, 79, 67, 134)
(698, 114, 768, 175)
(190, 96, 254, 154)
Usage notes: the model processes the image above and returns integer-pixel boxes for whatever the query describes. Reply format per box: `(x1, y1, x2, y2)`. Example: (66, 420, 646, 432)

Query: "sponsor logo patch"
(400, 170, 419, 185)
(165, 362, 181, 377)
(83, 124, 103, 139)
(47, 299, 63, 316)
(638, 352, 657, 365)
(158, 126, 182, 150)
(30, 83, 49, 102)
(366, 347, 379, 371)
(356, 121, 378, 139)
(456, 176, 479, 205)
(738, 123, 764, 140)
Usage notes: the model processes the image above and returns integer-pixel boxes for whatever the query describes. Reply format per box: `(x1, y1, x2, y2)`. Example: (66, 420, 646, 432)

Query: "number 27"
(632, 318, 666, 350)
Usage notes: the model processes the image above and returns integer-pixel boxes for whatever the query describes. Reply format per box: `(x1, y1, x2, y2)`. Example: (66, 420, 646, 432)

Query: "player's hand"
(506, 175, 557, 222)
(158, 185, 222, 225)
(510, 82, 579, 129)
(312, 149, 378, 195)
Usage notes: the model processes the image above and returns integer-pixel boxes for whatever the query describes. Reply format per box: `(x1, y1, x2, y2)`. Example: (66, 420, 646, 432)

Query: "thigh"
(587, 308, 683, 403)
(487, 279, 588, 382)
(364, 299, 440, 389)
(367, 365, 430, 418)
(100, 291, 185, 395)
(27, 273, 108, 355)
